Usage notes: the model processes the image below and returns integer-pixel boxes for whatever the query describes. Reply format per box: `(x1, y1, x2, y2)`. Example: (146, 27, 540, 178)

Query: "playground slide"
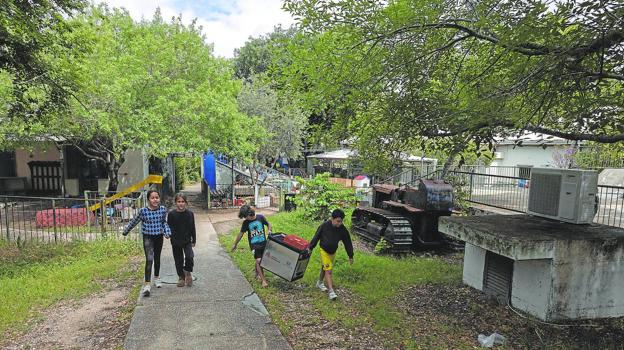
(88, 175, 163, 211)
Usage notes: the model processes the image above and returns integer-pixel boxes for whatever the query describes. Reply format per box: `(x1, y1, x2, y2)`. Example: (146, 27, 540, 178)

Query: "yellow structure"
(88, 174, 163, 211)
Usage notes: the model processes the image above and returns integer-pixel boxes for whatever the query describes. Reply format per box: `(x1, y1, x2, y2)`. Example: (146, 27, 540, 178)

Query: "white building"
(491, 133, 581, 169)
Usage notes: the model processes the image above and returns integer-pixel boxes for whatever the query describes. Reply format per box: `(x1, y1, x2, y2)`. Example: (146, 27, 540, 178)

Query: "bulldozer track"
(352, 207, 414, 252)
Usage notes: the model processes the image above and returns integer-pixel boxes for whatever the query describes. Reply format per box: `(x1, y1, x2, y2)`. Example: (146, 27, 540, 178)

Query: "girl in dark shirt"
(167, 193, 197, 287)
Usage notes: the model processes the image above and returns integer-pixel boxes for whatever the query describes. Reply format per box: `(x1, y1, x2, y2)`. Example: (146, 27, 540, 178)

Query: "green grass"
(219, 210, 463, 348)
(0, 238, 141, 336)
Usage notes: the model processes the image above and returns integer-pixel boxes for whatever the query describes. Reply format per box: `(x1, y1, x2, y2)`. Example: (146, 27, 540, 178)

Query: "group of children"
(123, 190, 196, 297)
(124, 191, 354, 300)
(232, 204, 354, 300)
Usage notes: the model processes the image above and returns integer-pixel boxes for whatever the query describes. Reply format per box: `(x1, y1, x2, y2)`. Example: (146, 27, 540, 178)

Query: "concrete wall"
(463, 243, 486, 290)
(511, 259, 553, 320)
(598, 169, 624, 187)
(551, 239, 624, 320)
(65, 179, 79, 197)
(442, 215, 624, 321)
(491, 144, 571, 168)
(15, 143, 60, 186)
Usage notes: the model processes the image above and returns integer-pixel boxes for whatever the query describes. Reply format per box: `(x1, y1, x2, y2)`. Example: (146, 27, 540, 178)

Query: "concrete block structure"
(440, 214, 624, 321)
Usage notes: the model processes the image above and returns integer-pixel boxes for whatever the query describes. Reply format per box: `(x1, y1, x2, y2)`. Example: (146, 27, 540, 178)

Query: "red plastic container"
(283, 234, 309, 251)
(35, 208, 93, 228)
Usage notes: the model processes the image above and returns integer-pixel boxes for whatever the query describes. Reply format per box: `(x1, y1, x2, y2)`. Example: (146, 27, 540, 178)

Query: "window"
(518, 165, 533, 180)
(0, 151, 17, 177)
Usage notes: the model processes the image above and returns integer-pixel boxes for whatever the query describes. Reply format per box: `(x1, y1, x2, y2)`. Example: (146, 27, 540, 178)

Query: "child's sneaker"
(328, 290, 337, 300)
(316, 280, 328, 292)
(142, 284, 151, 297)
(154, 278, 162, 288)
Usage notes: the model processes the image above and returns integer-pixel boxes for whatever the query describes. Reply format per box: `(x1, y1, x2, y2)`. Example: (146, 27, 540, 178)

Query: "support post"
(52, 199, 58, 242)
(4, 199, 10, 241)
(100, 199, 106, 236)
(207, 186, 212, 210)
(231, 158, 235, 206)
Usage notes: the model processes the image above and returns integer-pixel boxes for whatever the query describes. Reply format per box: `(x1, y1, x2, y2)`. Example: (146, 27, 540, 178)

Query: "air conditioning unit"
(528, 168, 598, 224)
(493, 152, 504, 159)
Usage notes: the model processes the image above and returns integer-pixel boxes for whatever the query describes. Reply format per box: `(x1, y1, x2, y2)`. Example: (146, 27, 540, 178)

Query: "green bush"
(374, 237, 391, 254)
(174, 157, 201, 191)
(441, 173, 470, 214)
(293, 172, 357, 220)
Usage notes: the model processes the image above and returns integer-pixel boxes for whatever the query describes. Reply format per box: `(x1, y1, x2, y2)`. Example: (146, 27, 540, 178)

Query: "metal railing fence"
(0, 192, 145, 243)
(441, 169, 623, 228)
(596, 185, 624, 228)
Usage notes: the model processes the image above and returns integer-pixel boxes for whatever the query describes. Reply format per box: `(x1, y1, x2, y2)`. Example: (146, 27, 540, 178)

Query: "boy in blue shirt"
(231, 205, 273, 288)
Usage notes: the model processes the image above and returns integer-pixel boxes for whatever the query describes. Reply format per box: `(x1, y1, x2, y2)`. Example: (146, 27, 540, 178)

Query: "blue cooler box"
(260, 234, 310, 282)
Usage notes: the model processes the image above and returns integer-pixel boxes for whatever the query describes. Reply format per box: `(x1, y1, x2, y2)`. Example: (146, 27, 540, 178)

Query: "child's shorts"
(320, 248, 335, 271)
(253, 247, 265, 260)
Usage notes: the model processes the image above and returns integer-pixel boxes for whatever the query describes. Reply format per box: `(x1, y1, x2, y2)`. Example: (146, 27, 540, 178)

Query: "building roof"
(308, 148, 437, 163)
(307, 149, 355, 160)
(495, 132, 581, 146)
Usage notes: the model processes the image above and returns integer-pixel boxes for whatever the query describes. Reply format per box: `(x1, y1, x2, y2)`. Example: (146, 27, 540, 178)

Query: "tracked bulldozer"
(351, 179, 454, 253)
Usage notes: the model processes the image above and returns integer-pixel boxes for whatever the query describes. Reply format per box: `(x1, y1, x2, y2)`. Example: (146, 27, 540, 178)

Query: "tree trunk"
(249, 159, 258, 186)
(440, 142, 465, 179)
(106, 151, 125, 193)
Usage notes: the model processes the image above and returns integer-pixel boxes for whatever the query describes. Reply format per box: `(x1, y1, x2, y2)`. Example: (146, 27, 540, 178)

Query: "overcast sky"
(98, 0, 296, 58)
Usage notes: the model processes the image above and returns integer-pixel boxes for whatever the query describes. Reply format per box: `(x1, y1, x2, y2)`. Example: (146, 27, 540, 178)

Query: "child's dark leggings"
(172, 243, 194, 277)
(143, 234, 164, 282)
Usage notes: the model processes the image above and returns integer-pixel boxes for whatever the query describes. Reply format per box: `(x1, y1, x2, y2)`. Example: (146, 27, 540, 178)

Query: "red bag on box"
(283, 234, 309, 251)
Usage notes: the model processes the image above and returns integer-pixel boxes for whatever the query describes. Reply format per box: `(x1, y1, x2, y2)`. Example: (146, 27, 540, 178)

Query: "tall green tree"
(4, 5, 259, 191)
(233, 25, 298, 80)
(237, 75, 307, 181)
(282, 0, 624, 171)
(68, 6, 260, 191)
(0, 0, 85, 141)
(234, 26, 309, 175)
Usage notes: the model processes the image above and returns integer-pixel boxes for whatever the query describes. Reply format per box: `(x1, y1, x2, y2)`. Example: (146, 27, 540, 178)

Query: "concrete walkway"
(124, 212, 291, 350)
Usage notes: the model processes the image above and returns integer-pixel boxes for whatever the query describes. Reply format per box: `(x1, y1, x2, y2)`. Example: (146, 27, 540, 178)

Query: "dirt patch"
(265, 279, 387, 350)
(396, 283, 624, 349)
(2, 259, 141, 350)
(212, 220, 241, 236)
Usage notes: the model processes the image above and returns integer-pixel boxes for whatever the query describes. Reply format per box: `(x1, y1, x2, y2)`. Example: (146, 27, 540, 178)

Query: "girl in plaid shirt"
(123, 189, 171, 297)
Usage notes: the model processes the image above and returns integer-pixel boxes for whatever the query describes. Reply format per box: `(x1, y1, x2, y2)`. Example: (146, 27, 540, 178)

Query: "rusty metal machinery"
(351, 180, 454, 253)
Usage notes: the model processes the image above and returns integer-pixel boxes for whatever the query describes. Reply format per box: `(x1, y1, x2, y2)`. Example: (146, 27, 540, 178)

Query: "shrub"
(174, 156, 201, 191)
(293, 173, 357, 220)
(374, 237, 391, 254)
(442, 173, 470, 214)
